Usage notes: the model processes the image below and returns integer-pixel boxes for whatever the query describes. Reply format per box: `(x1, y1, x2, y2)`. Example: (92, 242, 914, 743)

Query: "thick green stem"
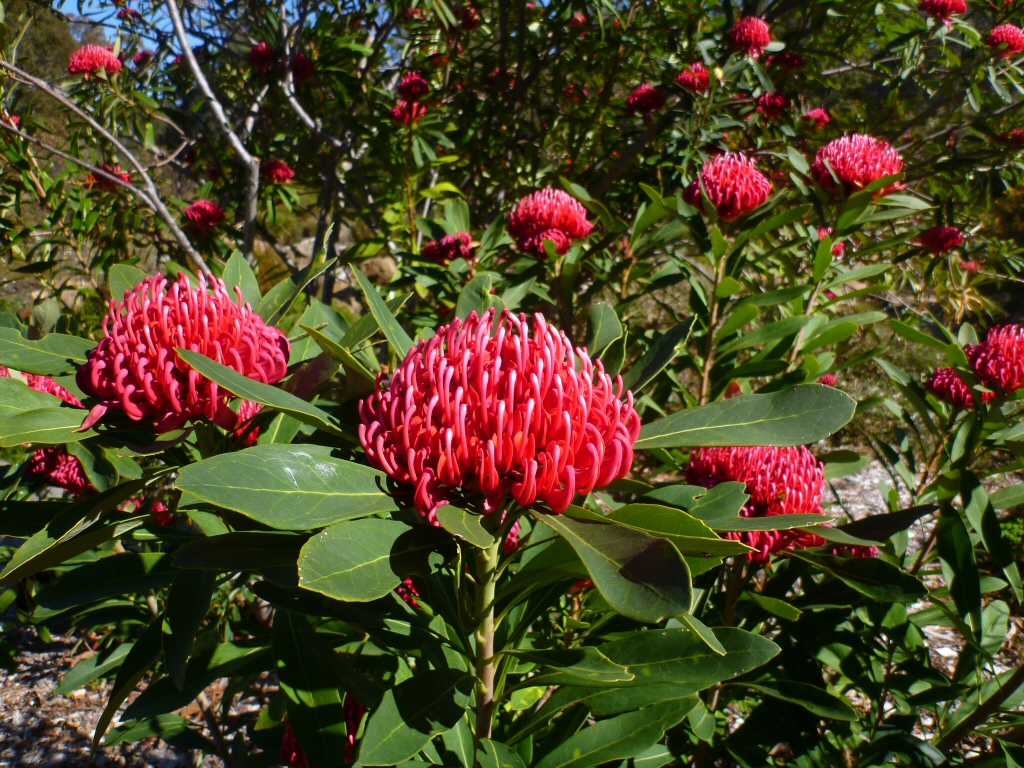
(474, 539, 501, 745)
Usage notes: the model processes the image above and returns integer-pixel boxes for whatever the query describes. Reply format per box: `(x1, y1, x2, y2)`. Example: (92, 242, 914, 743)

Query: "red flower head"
(26, 374, 84, 407)
(804, 107, 831, 129)
(918, 0, 967, 22)
(731, 17, 771, 58)
(234, 400, 263, 446)
(344, 697, 367, 763)
(248, 42, 278, 73)
(76, 273, 290, 433)
(398, 71, 430, 101)
(261, 159, 295, 184)
(421, 232, 475, 264)
(27, 448, 95, 496)
(627, 83, 665, 115)
(359, 310, 641, 519)
(996, 128, 1024, 147)
(68, 45, 123, 78)
(810, 134, 905, 197)
(756, 92, 790, 120)
(570, 11, 588, 30)
(927, 367, 988, 409)
(988, 24, 1024, 59)
(133, 50, 152, 67)
(1, 113, 20, 130)
(86, 163, 132, 192)
(683, 153, 772, 222)
(960, 259, 980, 273)
(118, 8, 141, 22)
(676, 63, 710, 94)
(508, 188, 594, 257)
(766, 51, 806, 72)
(290, 52, 316, 83)
(281, 720, 308, 768)
(917, 225, 964, 254)
(818, 373, 838, 387)
(391, 100, 428, 124)
(461, 4, 481, 29)
(184, 199, 225, 235)
(817, 227, 845, 257)
(504, 519, 521, 554)
(396, 575, 420, 608)
(969, 325, 1024, 393)
(148, 499, 177, 526)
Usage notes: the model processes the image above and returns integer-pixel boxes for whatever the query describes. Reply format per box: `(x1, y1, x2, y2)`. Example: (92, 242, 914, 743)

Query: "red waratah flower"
(398, 71, 430, 101)
(26, 374, 83, 407)
(290, 52, 316, 83)
(118, 8, 141, 21)
(421, 232, 475, 264)
(248, 42, 277, 73)
(627, 83, 665, 115)
(234, 400, 263, 446)
(756, 92, 790, 120)
(969, 325, 1024, 393)
(927, 367, 990, 409)
(570, 11, 588, 30)
(683, 153, 772, 221)
(917, 225, 964, 254)
(817, 227, 845, 257)
(676, 63, 710, 94)
(86, 163, 131, 192)
(460, 4, 481, 29)
(918, 0, 967, 22)
(1, 113, 20, 130)
(359, 309, 641, 520)
(26, 448, 94, 496)
(818, 373, 837, 387)
(391, 100, 428, 124)
(996, 128, 1024, 147)
(76, 273, 290, 433)
(766, 51, 806, 72)
(133, 50, 152, 67)
(261, 159, 295, 184)
(988, 25, 1024, 59)
(396, 576, 420, 608)
(810, 134, 905, 197)
(68, 45, 123, 78)
(960, 259, 980, 273)
(345, 698, 367, 763)
(281, 720, 308, 768)
(148, 499, 176, 526)
(184, 200, 225, 235)
(804, 107, 831, 129)
(508, 188, 594, 257)
(731, 17, 771, 58)
(504, 519, 521, 554)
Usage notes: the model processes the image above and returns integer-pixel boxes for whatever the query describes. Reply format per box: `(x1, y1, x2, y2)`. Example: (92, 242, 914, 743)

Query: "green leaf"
(35, 553, 175, 612)
(716, 316, 812, 356)
(537, 508, 693, 623)
(936, 505, 981, 625)
(606, 504, 751, 557)
(175, 349, 342, 436)
(791, 552, 927, 603)
(737, 681, 858, 721)
(621, 319, 694, 392)
(0, 328, 96, 375)
(56, 641, 134, 695)
(173, 532, 306, 571)
(455, 274, 494, 320)
(820, 450, 870, 479)
(888, 320, 950, 353)
(300, 323, 376, 383)
(586, 303, 623, 358)
(708, 513, 833, 532)
(103, 715, 217, 752)
(715, 276, 743, 299)
(718, 304, 759, 340)
(162, 569, 216, 689)
(642, 483, 748, 522)
(94, 617, 163, 750)
(678, 614, 726, 655)
(222, 251, 262, 307)
(108, 265, 149, 301)
(256, 257, 336, 327)
(291, 301, 350, 364)
(636, 385, 855, 449)
(0, 376, 62, 420)
(435, 505, 495, 548)
(479, 739, 526, 768)
(990, 485, 1024, 510)
(176, 444, 396, 530)
(352, 268, 414, 359)
(812, 237, 834, 283)
(0, 407, 93, 447)
(358, 669, 474, 766)
(340, 294, 413, 351)
(745, 592, 801, 621)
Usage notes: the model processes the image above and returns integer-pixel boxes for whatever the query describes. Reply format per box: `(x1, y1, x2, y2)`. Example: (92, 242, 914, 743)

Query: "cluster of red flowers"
(928, 324, 1024, 409)
(731, 17, 771, 58)
(817, 227, 845, 257)
(421, 231, 475, 264)
(184, 199, 226, 234)
(676, 63, 709, 94)
(996, 128, 1024, 147)
(508, 188, 593, 256)
(85, 164, 131, 192)
(810, 134, 905, 197)
(683, 153, 772, 221)
(804, 107, 831, 129)
(68, 45, 122, 78)
(988, 24, 1024, 59)
(248, 42, 278, 73)
(917, 225, 964, 254)
(766, 52, 806, 72)
(132, 50, 152, 68)
(756, 92, 790, 120)
(392, 71, 430, 125)
(261, 159, 295, 184)
(359, 310, 640, 520)
(627, 83, 665, 115)
(687, 446, 877, 562)
(76, 273, 291, 433)
(927, 367, 989, 409)
(918, 0, 966, 22)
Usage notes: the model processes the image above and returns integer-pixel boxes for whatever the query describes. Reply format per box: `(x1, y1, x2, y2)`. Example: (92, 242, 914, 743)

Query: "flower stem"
(474, 538, 501, 745)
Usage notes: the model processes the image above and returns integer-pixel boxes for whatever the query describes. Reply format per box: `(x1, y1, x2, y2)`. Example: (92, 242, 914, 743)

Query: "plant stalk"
(474, 539, 501, 745)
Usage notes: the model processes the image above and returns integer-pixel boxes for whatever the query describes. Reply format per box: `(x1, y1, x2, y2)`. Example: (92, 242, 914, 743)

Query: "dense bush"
(1, 0, 1024, 766)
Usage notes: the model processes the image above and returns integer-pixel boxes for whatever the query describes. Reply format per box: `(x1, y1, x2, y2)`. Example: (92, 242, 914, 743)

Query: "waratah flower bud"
(676, 63, 710, 94)
(810, 134, 905, 197)
(68, 45, 123, 78)
(731, 17, 771, 58)
(184, 200, 225, 235)
(508, 188, 593, 257)
(86, 164, 132, 192)
(804, 107, 831, 129)
(766, 52, 806, 72)
(918, 0, 966, 22)
(683, 153, 772, 221)
(818, 373, 838, 387)
(391, 100, 428, 124)
(261, 160, 295, 184)
(817, 227, 845, 257)
(248, 42, 278, 73)
(26, 448, 94, 496)
(756, 92, 790, 120)
(421, 232, 475, 264)
(926, 367, 990, 409)
(627, 83, 665, 115)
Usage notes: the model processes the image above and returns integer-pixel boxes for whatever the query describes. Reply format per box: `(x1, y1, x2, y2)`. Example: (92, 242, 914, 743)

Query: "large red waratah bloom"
(988, 25, 1024, 59)
(810, 134, 905, 197)
(281, 720, 307, 768)
(683, 153, 772, 222)
(676, 63, 710, 94)
(927, 367, 990, 409)
(26, 448, 94, 496)
(68, 45, 122, 78)
(184, 200, 225, 235)
(86, 164, 131, 192)
(76, 273, 290, 433)
(731, 17, 771, 58)
(248, 42, 278, 73)
(918, 0, 967, 22)
(421, 232, 475, 264)
(398, 71, 430, 101)
(391, 100, 428, 124)
(359, 310, 641, 520)
(344, 697, 367, 763)
(969, 325, 1024, 393)
(756, 92, 790, 120)
(261, 159, 295, 184)
(917, 225, 964, 254)
(627, 83, 665, 115)
(508, 188, 594, 257)
(804, 107, 831, 129)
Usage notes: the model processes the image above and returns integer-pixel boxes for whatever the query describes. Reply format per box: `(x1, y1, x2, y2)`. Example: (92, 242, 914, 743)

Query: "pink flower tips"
(927, 367, 989, 409)
(756, 92, 790, 120)
(86, 164, 131, 192)
(683, 153, 772, 221)
(676, 63, 710, 94)
(421, 232, 475, 264)
(261, 160, 295, 184)
(810, 134, 905, 197)
(391, 100, 428, 124)
(184, 199, 226, 234)
(988, 24, 1024, 59)
(398, 71, 430, 101)
(508, 188, 593, 257)
(76, 273, 290, 433)
(68, 45, 122, 78)
(27, 448, 95, 497)
(627, 83, 665, 115)
(248, 42, 278, 73)
(918, 0, 967, 22)
(358, 309, 641, 519)
(804, 107, 831, 129)
(917, 225, 964, 254)
(969, 325, 1024, 393)
(731, 17, 771, 58)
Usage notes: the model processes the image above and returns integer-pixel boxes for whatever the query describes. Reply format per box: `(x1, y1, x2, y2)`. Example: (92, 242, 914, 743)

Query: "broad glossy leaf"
(559, 686, 699, 717)
(479, 739, 526, 768)
(502, 647, 632, 683)
(108, 265, 149, 300)
(621, 318, 693, 393)
(936, 506, 981, 622)
(792, 552, 927, 603)
(352, 268, 414, 358)
(0, 501, 69, 538)
(737, 681, 858, 721)
(173, 531, 307, 571)
(56, 641, 134, 695)
(586, 303, 623, 358)
(435, 505, 495, 547)
(0, 376, 62, 420)
(35, 552, 175, 611)
(0, 328, 95, 375)
(607, 503, 751, 557)
(837, 505, 934, 541)
(176, 444, 396, 530)
(706, 514, 833, 532)
(358, 670, 474, 766)
(94, 618, 163, 749)
(103, 714, 217, 752)
(820, 450, 870, 479)
(643, 483, 748, 522)
(990, 484, 1024, 510)
(455, 274, 494, 320)
(636, 385, 855, 449)
(745, 592, 801, 621)
(163, 569, 217, 689)
(0, 407, 93, 447)
(222, 251, 262, 306)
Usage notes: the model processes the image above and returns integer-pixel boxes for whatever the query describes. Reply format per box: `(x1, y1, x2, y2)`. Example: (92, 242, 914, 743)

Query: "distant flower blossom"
(927, 367, 990, 409)
(959, 260, 980, 273)
(804, 107, 831, 129)
(132, 50, 152, 67)
(731, 17, 771, 58)
(988, 24, 1024, 58)
(818, 373, 837, 387)
(766, 51, 806, 72)
(118, 8, 141, 21)
(917, 225, 964, 254)
(508, 188, 594, 256)
(683, 153, 772, 221)
(248, 42, 277, 73)
(261, 160, 295, 184)
(391, 100, 428, 124)
(969, 324, 1024, 393)
(281, 720, 307, 768)
(810, 134, 905, 197)
(918, 0, 967, 22)
(68, 45, 122, 78)
(234, 400, 263, 446)
(817, 227, 846, 257)
(398, 71, 430, 101)
(627, 83, 665, 115)
(460, 4, 481, 29)
(184, 200, 226, 235)
(344, 698, 367, 763)
(27, 448, 94, 496)
(756, 92, 790, 120)
(85, 163, 131, 192)
(289, 52, 316, 83)
(396, 576, 420, 608)
(996, 128, 1024, 147)
(421, 232, 475, 264)
(676, 63, 710, 94)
